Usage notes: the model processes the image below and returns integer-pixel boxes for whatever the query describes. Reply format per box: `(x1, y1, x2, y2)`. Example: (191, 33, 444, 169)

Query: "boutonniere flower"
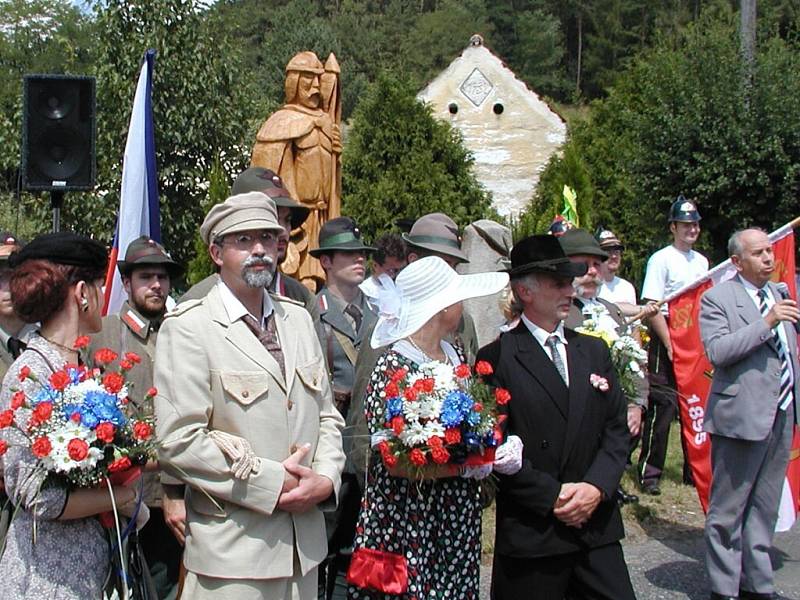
(590, 373, 609, 392)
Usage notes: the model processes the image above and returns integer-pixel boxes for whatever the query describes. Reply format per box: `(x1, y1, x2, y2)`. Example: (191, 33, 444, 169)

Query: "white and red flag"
(667, 220, 800, 530)
(102, 49, 160, 316)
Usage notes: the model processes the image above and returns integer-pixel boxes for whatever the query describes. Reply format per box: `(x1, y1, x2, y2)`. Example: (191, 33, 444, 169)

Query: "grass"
(481, 423, 704, 562)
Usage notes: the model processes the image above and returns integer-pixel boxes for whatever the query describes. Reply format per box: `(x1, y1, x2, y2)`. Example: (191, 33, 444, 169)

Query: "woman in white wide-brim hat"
(348, 256, 508, 600)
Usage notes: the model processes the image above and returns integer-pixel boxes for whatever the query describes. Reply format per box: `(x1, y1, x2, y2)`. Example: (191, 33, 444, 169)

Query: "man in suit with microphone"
(700, 228, 800, 600)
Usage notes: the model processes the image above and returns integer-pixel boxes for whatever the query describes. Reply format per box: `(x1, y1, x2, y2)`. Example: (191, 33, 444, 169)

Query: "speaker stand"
(50, 190, 64, 233)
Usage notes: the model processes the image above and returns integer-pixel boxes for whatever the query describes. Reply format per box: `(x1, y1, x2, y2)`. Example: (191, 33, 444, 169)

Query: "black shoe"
(616, 486, 639, 505)
(740, 591, 779, 600)
(710, 593, 738, 600)
(641, 480, 661, 495)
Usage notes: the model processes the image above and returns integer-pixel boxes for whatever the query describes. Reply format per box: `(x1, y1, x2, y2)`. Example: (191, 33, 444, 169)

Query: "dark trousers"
(319, 473, 361, 600)
(638, 335, 678, 485)
(138, 507, 182, 600)
(491, 542, 636, 600)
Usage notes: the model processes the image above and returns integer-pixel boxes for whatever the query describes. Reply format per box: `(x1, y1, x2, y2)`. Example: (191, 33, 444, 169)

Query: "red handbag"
(346, 547, 408, 594)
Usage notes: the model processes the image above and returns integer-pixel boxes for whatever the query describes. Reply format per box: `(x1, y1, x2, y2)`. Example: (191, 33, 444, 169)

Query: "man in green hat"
(90, 234, 184, 598)
(311, 216, 377, 600)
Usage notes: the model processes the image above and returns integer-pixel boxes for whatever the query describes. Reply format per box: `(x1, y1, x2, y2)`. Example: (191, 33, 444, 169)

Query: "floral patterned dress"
(0, 334, 108, 599)
(348, 343, 481, 600)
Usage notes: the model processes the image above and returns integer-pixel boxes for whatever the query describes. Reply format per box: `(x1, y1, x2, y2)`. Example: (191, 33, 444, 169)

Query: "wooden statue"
(251, 51, 342, 291)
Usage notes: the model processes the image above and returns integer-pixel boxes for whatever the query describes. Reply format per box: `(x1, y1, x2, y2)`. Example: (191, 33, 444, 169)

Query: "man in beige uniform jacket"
(154, 192, 345, 599)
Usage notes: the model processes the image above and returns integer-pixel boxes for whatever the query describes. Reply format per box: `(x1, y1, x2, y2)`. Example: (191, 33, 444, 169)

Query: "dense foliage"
(522, 6, 800, 287)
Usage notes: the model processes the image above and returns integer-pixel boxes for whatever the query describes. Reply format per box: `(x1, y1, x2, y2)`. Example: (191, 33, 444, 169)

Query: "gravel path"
(479, 529, 800, 599)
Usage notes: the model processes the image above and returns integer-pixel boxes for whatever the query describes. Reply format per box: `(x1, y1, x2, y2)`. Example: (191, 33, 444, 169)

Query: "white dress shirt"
(216, 279, 275, 328)
(521, 314, 569, 386)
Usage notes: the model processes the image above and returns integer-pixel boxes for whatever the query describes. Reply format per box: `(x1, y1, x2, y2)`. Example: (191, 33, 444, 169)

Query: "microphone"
(775, 282, 800, 334)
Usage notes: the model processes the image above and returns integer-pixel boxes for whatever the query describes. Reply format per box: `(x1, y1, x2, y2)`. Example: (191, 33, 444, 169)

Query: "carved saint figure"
(251, 51, 342, 291)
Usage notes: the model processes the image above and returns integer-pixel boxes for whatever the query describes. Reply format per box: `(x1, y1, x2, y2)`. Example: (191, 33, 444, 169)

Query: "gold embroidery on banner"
(671, 303, 694, 330)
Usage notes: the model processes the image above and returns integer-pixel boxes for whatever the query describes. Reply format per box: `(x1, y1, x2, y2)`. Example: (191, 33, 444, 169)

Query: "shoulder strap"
(332, 328, 359, 365)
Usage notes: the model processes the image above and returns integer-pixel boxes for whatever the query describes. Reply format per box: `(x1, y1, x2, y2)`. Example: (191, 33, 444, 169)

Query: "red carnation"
(17, 366, 31, 382)
(385, 382, 399, 398)
(32, 402, 52, 423)
(427, 436, 443, 448)
(391, 367, 408, 383)
(146, 387, 158, 398)
(475, 361, 493, 376)
(108, 456, 132, 473)
(49, 371, 71, 391)
(403, 387, 418, 402)
(102, 372, 124, 394)
(73, 336, 90, 350)
(119, 360, 133, 371)
(71, 412, 81, 423)
(455, 364, 471, 378)
(420, 378, 435, 393)
(431, 446, 450, 465)
(473, 402, 483, 412)
(376, 440, 390, 455)
(0, 410, 14, 429)
(95, 422, 116, 444)
(31, 436, 52, 458)
(0, 440, 7, 456)
(409, 448, 427, 466)
(10, 391, 25, 410)
(390, 415, 405, 435)
(444, 428, 461, 444)
(132, 421, 152, 441)
(124, 352, 141, 364)
(67, 438, 89, 461)
(494, 388, 511, 406)
(383, 453, 398, 468)
(93, 348, 118, 365)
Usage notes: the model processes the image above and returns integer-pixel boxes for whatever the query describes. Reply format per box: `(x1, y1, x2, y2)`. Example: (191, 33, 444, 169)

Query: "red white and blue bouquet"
(374, 360, 510, 477)
(0, 336, 156, 489)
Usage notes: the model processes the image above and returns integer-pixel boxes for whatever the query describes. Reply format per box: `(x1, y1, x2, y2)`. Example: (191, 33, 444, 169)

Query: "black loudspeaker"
(21, 74, 96, 192)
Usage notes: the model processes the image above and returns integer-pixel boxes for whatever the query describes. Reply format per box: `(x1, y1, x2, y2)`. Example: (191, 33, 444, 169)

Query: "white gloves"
(493, 435, 523, 475)
(208, 430, 262, 479)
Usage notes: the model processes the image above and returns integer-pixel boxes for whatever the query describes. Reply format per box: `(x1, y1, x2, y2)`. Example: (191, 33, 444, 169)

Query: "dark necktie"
(546, 335, 568, 386)
(344, 303, 363, 333)
(242, 314, 285, 379)
(7, 337, 25, 359)
(758, 289, 793, 409)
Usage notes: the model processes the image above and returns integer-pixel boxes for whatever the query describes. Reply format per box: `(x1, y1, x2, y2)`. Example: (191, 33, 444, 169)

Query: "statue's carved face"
(296, 72, 321, 109)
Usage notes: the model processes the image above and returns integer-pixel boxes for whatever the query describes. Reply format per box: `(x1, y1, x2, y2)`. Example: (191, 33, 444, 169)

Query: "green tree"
(525, 6, 800, 286)
(185, 156, 229, 288)
(59, 0, 261, 269)
(342, 72, 493, 240)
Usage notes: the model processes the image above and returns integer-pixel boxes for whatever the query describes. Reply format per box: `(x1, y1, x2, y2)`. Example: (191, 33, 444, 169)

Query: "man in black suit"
(476, 235, 634, 600)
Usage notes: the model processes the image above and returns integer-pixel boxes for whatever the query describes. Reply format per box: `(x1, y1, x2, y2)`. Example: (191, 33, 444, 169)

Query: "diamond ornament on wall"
(460, 68, 494, 107)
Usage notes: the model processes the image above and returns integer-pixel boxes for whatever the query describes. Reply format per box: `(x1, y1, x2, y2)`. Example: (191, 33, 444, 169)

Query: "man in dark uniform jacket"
(90, 235, 185, 598)
(179, 167, 319, 323)
(476, 235, 634, 600)
(311, 217, 377, 599)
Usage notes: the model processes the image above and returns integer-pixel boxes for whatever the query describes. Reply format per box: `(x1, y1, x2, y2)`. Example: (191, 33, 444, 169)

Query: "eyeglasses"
(220, 231, 278, 250)
(606, 248, 623, 256)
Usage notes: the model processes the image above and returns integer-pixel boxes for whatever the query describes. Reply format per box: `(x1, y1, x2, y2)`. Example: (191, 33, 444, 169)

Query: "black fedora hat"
(310, 217, 376, 257)
(232, 167, 310, 230)
(507, 235, 587, 279)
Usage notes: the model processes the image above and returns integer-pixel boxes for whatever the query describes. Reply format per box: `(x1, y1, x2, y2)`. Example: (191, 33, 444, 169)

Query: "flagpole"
(625, 216, 800, 324)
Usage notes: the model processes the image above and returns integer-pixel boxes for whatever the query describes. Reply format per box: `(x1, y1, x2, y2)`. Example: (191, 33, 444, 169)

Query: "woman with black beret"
(0, 232, 140, 599)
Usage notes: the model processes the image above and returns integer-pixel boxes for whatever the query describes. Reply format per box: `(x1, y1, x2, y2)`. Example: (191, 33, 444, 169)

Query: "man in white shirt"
(596, 228, 637, 311)
(638, 196, 709, 495)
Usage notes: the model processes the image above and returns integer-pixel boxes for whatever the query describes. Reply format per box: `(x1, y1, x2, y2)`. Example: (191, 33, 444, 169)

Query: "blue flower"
(386, 397, 404, 419)
(31, 387, 59, 406)
(79, 390, 126, 428)
(440, 390, 473, 427)
(464, 432, 481, 451)
(466, 411, 481, 426)
(483, 432, 498, 448)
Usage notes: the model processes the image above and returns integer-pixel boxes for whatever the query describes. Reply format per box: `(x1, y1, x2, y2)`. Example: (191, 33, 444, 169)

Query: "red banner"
(669, 232, 799, 514)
